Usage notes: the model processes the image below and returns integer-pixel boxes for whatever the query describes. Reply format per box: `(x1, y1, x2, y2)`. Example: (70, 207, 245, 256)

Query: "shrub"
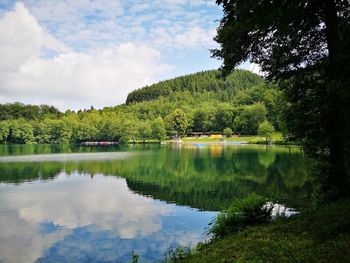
(163, 246, 191, 263)
(223, 127, 233, 137)
(131, 251, 139, 263)
(208, 193, 273, 238)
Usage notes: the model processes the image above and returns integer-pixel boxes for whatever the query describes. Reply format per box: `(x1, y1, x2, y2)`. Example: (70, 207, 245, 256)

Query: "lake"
(0, 144, 311, 263)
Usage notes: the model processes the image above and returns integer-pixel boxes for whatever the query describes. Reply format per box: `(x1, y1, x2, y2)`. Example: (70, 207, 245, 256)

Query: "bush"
(163, 246, 192, 263)
(208, 193, 273, 238)
(223, 127, 233, 137)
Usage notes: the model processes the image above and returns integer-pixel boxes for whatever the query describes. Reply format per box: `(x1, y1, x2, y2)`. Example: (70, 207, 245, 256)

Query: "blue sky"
(0, 1, 251, 110)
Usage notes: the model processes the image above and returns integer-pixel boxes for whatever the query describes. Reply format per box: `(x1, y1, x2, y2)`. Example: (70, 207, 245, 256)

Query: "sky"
(0, 1, 255, 110)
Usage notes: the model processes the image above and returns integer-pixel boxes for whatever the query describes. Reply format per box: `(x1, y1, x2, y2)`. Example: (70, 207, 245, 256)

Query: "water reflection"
(0, 152, 134, 162)
(0, 174, 214, 263)
(0, 145, 312, 209)
(0, 144, 312, 262)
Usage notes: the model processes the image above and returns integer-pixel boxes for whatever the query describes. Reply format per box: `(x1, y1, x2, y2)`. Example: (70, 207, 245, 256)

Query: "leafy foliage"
(164, 109, 188, 136)
(0, 102, 61, 120)
(212, 0, 350, 200)
(164, 246, 192, 263)
(176, 198, 350, 263)
(208, 193, 273, 238)
(126, 69, 263, 104)
(8, 119, 35, 144)
(258, 120, 275, 142)
(223, 127, 233, 137)
(0, 121, 9, 143)
(151, 117, 166, 142)
(0, 70, 285, 144)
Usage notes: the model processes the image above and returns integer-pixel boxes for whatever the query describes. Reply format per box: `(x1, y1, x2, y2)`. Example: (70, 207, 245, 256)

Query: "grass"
(129, 132, 293, 145)
(180, 132, 284, 144)
(174, 198, 350, 263)
(208, 193, 274, 239)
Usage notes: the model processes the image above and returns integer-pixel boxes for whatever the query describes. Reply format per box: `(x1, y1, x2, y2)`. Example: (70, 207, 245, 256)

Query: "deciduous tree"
(258, 121, 275, 143)
(164, 109, 188, 137)
(213, 0, 350, 200)
(151, 117, 166, 142)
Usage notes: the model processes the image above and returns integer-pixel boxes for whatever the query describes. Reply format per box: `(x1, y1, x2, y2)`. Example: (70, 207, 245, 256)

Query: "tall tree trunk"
(323, 0, 347, 199)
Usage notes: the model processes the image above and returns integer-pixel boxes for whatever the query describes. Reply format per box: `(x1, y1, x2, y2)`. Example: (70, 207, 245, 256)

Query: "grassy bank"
(175, 199, 350, 262)
(179, 132, 287, 145)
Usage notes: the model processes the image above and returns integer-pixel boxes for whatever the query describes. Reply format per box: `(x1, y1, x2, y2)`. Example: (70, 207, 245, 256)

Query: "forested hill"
(0, 69, 284, 144)
(126, 69, 263, 104)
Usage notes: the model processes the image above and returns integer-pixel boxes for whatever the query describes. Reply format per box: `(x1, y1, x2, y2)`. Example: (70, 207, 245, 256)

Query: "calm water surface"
(0, 144, 312, 262)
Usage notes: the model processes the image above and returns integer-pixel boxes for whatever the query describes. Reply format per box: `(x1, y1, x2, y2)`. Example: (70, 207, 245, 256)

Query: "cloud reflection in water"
(0, 173, 215, 263)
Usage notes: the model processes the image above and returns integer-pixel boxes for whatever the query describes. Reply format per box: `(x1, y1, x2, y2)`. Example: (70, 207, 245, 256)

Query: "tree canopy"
(213, 0, 350, 200)
(126, 69, 263, 104)
(213, 0, 350, 80)
(258, 121, 275, 142)
(0, 70, 284, 144)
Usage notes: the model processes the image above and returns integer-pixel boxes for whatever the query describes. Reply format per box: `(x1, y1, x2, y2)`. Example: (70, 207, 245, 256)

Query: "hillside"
(120, 69, 283, 134)
(126, 69, 263, 104)
(0, 69, 284, 144)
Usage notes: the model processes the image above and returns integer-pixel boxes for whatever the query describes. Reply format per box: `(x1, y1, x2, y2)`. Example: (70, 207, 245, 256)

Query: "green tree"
(192, 108, 209, 132)
(223, 127, 233, 138)
(151, 117, 166, 142)
(100, 114, 126, 142)
(118, 118, 136, 143)
(258, 121, 275, 143)
(233, 103, 266, 134)
(262, 87, 284, 130)
(74, 122, 99, 142)
(50, 120, 72, 144)
(213, 103, 234, 132)
(8, 119, 35, 144)
(192, 106, 214, 132)
(126, 69, 263, 104)
(138, 121, 152, 143)
(213, 0, 350, 199)
(0, 121, 9, 143)
(164, 109, 188, 136)
(34, 121, 51, 143)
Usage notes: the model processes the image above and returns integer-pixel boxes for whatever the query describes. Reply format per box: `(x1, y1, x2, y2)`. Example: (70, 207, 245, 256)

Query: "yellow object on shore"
(210, 134, 223, 139)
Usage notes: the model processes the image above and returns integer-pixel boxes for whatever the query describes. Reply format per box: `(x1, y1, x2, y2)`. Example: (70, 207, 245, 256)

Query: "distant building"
(189, 132, 204, 137)
(232, 132, 240, 137)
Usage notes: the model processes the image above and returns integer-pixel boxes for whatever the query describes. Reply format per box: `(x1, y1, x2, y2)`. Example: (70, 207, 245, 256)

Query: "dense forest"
(126, 69, 263, 103)
(0, 69, 284, 144)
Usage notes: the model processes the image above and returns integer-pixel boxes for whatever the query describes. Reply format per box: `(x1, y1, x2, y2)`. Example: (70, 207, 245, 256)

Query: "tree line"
(0, 102, 62, 120)
(0, 70, 284, 144)
(126, 69, 263, 104)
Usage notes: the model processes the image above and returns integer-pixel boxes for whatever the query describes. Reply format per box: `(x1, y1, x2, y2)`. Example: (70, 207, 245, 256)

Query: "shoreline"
(169, 198, 350, 262)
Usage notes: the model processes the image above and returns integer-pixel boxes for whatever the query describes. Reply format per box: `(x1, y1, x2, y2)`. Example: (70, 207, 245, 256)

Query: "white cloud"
(15, 175, 170, 237)
(0, 174, 172, 262)
(174, 27, 216, 48)
(0, 3, 171, 110)
(0, 172, 215, 262)
(16, 0, 220, 51)
(0, 2, 68, 71)
(0, 1, 222, 109)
